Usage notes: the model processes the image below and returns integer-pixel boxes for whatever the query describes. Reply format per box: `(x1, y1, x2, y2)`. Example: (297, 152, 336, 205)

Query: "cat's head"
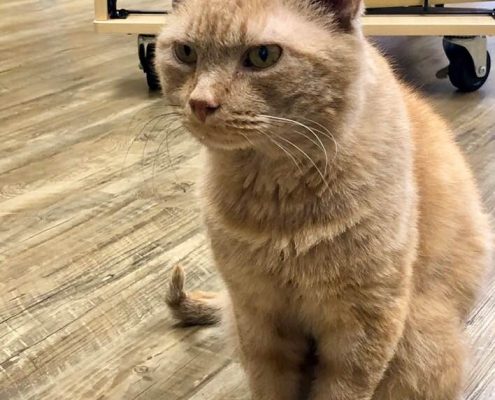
(156, 0, 365, 153)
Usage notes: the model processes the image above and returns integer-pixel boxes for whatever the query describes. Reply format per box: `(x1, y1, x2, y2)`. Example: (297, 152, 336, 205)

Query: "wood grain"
(0, 1, 494, 399)
(366, 0, 486, 6)
(93, 0, 495, 36)
(94, 12, 495, 36)
(94, 0, 109, 21)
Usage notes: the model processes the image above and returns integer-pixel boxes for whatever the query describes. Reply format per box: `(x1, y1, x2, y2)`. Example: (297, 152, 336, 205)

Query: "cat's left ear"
(316, 0, 363, 31)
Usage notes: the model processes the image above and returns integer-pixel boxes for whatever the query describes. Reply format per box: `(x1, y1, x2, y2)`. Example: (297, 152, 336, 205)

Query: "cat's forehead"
(183, 0, 257, 46)
(164, 0, 328, 51)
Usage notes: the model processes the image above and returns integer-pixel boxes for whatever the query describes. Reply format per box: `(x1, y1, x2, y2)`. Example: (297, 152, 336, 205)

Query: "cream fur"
(158, 1, 493, 399)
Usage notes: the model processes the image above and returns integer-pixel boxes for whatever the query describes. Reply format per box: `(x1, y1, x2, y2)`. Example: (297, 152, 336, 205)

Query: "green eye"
(174, 43, 197, 64)
(244, 45, 282, 69)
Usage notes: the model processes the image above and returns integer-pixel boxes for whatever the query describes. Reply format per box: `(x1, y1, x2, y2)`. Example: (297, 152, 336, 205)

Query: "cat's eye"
(174, 43, 197, 64)
(244, 45, 282, 69)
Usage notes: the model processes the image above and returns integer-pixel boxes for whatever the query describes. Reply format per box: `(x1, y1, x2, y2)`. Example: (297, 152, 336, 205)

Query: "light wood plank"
(94, 0, 109, 21)
(363, 14, 495, 36)
(94, 14, 495, 36)
(366, 0, 487, 6)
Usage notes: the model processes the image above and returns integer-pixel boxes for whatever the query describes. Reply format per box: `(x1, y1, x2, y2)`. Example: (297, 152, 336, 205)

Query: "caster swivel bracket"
(444, 36, 488, 78)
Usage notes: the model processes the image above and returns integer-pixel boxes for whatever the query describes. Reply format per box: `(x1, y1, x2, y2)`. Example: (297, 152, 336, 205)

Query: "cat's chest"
(204, 190, 408, 298)
(206, 216, 367, 294)
(201, 157, 400, 289)
(203, 177, 351, 246)
(202, 153, 343, 234)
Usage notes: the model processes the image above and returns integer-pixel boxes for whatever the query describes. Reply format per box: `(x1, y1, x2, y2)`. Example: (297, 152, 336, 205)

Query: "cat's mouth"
(184, 120, 262, 151)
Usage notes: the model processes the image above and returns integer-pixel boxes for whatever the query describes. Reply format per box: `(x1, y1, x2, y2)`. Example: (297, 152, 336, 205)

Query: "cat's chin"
(196, 136, 254, 152)
(186, 125, 257, 151)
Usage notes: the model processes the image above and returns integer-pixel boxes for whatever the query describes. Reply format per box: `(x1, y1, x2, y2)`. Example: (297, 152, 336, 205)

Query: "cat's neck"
(206, 146, 337, 196)
(201, 141, 369, 249)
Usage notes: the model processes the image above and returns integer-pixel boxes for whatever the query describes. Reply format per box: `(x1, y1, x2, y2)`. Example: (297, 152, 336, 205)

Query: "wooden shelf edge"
(364, 15, 495, 36)
(94, 14, 495, 36)
(366, 0, 485, 6)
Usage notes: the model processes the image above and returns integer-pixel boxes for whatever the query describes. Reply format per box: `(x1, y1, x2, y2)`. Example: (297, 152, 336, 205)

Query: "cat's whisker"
(122, 114, 165, 177)
(126, 111, 182, 203)
(125, 103, 180, 137)
(260, 115, 329, 176)
(165, 120, 183, 184)
(121, 111, 183, 178)
(253, 128, 304, 176)
(254, 122, 322, 151)
(237, 131, 258, 149)
(142, 116, 173, 194)
(257, 130, 304, 176)
(142, 113, 183, 175)
(298, 116, 340, 164)
(270, 130, 330, 189)
(292, 129, 323, 152)
(151, 121, 184, 199)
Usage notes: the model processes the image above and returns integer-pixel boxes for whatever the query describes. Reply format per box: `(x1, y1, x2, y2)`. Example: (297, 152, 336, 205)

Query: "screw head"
(478, 66, 487, 76)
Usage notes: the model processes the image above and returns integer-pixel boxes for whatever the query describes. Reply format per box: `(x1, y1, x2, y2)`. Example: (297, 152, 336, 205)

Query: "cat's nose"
(189, 99, 220, 123)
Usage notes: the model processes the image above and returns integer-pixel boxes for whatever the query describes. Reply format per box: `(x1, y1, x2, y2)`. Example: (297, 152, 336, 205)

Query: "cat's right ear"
(314, 0, 363, 32)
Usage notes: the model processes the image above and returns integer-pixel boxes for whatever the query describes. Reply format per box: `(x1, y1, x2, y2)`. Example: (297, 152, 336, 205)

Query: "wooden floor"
(1, 1, 494, 399)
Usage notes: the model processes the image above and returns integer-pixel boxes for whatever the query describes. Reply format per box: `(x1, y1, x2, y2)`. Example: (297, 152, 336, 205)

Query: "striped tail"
(166, 265, 222, 326)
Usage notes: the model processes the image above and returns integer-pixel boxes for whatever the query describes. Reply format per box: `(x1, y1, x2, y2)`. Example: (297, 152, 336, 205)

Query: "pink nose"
(189, 99, 220, 123)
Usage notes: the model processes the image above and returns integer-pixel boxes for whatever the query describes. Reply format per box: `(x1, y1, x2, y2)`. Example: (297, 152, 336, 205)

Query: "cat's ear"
(316, 0, 363, 31)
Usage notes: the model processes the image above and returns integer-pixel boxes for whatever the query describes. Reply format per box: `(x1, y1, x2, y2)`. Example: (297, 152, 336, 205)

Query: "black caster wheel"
(139, 39, 161, 91)
(443, 41, 491, 92)
(145, 43, 161, 91)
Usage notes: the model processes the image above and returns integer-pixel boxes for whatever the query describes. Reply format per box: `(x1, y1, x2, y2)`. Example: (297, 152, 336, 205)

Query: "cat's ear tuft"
(315, 0, 363, 31)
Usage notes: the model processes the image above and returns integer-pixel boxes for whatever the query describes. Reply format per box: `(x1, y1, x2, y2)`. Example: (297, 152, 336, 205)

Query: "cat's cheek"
(158, 65, 195, 106)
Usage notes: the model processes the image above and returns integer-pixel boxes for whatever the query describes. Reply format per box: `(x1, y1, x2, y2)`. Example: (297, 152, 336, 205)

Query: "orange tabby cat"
(156, 0, 493, 398)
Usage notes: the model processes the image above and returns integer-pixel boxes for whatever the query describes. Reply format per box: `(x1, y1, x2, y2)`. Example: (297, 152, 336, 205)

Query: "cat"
(155, 0, 493, 399)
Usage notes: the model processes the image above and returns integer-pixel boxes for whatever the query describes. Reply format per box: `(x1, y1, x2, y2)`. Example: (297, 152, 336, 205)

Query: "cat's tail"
(166, 265, 222, 326)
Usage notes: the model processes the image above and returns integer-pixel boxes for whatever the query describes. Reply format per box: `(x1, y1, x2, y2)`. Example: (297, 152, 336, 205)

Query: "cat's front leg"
(309, 294, 408, 400)
(235, 311, 307, 400)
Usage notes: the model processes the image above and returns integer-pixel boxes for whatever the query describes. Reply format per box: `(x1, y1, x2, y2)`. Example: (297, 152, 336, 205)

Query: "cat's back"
(401, 85, 492, 317)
